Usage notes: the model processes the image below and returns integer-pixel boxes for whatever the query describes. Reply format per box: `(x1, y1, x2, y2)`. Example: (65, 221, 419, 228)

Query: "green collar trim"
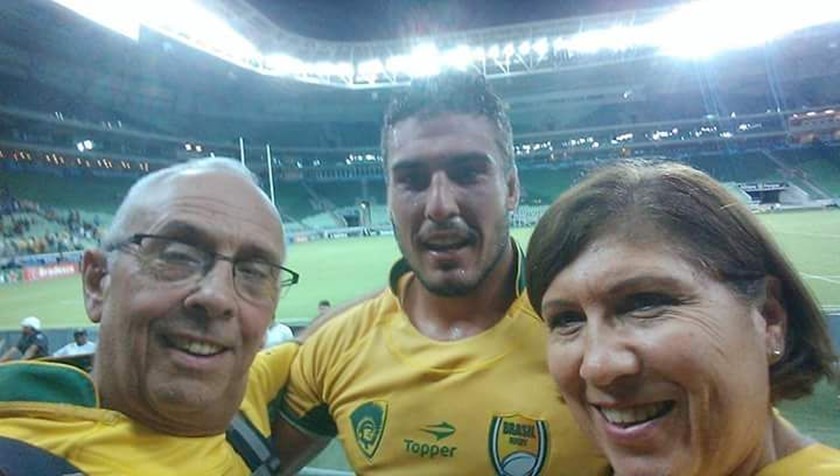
(388, 238, 527, 296)
(0, 361, 98, 408)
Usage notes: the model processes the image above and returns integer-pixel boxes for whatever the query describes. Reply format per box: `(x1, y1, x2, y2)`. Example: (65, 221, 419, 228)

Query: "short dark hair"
(318, 300, 331, 307)
(380, 72, 514, 171)
(526, 160, 836, 402)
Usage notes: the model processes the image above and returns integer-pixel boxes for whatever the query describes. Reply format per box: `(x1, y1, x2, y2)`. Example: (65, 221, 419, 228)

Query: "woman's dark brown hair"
(526, 160, 836, 401)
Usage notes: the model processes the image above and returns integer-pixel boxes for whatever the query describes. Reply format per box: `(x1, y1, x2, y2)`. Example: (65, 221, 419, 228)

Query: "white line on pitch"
(774, 230, 840, 239)
(801, 273, 840, 285)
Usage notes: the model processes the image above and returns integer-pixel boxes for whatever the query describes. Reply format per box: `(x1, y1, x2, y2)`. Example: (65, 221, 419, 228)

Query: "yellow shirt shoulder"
(757, 443, 840, 475)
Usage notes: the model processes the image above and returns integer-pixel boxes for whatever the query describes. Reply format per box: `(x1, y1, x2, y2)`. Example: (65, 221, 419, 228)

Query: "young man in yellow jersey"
(0, 158, 300, 475)
(275, 73, 609, 475)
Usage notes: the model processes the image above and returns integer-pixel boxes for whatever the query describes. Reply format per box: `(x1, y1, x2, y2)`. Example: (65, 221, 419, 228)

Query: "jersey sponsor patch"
(403, 421, 459, 460)
(420, 421, 455, 441)
(350, 401, 388, 461)
(488, 414, 549, 476)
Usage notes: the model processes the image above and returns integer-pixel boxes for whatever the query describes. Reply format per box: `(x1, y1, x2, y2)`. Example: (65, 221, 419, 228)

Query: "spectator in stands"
(0, 316, 49, 362)
(526, 161, 839, 475)
(316, 299, 331, 315)
(274, 73, 608, 474)
(52, 328, 96, 357)
(0, 158, 300, 474)
(264, 322, 295, 348)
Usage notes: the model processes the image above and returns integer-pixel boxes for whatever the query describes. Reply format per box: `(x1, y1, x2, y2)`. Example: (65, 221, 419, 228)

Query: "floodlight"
(358, 59, 385, 80)
(264, 54, 305, 75)
(502, 43, 515, 58)
(533, 38, 549, 58)
(517, 40, 531, 56)
(443, 44, 472, 69)
(651, 0, 840, 58)
(76, 142, 85, 153)
(83, 140, 93, 150)
(486, 44, 501, 60)
(471, 46, 486, 62)
(52, 0, 141, 41)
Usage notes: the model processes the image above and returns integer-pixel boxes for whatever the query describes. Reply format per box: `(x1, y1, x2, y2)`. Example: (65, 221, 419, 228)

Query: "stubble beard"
(395, 216, 511, 298)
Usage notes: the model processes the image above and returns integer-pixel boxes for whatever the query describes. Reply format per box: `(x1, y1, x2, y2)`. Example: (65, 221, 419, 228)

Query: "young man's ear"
(82, 249, 110, 324)
(505, 166, 520, 213)
(760, 276, 788, 363)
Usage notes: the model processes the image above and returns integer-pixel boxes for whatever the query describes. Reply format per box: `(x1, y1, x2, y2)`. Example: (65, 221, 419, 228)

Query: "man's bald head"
(104, 158, 280, 246)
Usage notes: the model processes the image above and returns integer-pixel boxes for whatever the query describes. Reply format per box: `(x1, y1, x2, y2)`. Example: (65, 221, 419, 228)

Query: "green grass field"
(2, 210, 838, 327)
(1, 209, 838, 468)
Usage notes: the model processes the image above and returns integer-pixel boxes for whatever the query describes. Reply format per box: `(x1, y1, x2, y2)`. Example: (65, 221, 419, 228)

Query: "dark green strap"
(0, 436, 85, 476)
(226, 411, 282, 476)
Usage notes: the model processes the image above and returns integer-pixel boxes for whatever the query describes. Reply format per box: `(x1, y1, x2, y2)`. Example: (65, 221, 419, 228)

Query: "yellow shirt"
(756, 443, 840, 475)
(281, 255, 609, 475)
(0, 342, 297, 475)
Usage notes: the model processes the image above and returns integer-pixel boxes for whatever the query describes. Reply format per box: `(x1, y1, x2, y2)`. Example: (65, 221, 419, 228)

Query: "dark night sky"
(250, 0, 683, 41)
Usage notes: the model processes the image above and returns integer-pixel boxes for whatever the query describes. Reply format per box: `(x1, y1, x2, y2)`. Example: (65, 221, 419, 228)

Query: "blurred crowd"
(0, 186, 104, 259)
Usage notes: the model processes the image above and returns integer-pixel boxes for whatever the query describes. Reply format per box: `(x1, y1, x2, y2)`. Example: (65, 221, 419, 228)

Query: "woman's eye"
(620, 293, 680, 317)
(547, 311, 586, 335)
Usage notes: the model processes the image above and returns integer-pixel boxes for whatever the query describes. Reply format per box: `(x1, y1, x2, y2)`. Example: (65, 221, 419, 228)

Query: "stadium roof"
(249, 0, 681, 42)
(0, 1, 839, 150)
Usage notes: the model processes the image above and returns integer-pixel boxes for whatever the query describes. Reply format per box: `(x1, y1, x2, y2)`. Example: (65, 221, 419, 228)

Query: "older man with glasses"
(0, 158, 300, 475)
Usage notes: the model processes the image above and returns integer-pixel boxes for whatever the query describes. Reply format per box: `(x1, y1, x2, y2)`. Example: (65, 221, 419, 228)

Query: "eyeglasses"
(106, 233, 299, 305)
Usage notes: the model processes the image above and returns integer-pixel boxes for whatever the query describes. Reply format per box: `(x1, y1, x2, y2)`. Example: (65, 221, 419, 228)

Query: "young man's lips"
(424, 241, 470, 252)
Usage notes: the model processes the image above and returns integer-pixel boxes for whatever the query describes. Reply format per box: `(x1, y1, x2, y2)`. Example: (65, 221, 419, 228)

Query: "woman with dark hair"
(526, 161, 839, 475)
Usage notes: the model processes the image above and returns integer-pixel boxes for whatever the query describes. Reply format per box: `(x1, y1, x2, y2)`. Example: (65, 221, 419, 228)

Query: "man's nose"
(425, 171, 459, 223)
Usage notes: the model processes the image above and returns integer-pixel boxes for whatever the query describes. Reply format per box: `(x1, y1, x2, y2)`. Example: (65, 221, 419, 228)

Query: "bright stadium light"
(52, 0, 141, 41)
(533, 37, 549, 58)
(566, 26, 639, 54)
(142, 0, 261, 66)
(309, 61, 353, 78)
(648, 0, 840, 58)
(357, 59, 385, 81)
(471, 46, 486, 62)
(407, 43, 442, 77)
(502, 43, 515, 58)
(442, 44, 473, 69)
(52, 0, 840, 88)
(264, 53, 306, 76)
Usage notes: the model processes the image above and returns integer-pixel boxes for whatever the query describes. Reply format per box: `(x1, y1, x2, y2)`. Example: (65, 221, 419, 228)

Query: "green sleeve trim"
(388, 258, 412, 294)
(277, 396, 337, 438)
(0, 361, 98, 408)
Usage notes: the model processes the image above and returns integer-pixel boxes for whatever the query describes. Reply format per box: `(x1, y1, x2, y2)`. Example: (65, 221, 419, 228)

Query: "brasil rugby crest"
(488, 414, 548, 476)
(350, 401, 388, 461)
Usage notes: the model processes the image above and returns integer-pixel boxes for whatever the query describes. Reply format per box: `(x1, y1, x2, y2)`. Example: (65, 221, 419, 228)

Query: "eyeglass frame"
(104, 233, 300, 303)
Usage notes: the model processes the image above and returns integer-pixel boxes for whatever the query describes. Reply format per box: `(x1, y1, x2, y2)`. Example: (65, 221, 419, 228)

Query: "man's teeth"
(426, 239, 468, 250)
(172, 338, 223, 356)
(599, 402, 672, 426)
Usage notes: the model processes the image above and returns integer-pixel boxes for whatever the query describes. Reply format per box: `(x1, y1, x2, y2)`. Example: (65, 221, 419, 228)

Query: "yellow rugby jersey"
(0, 342, 296, 475)
(281, 253, 609, 475)
(757, 443, 840, 475)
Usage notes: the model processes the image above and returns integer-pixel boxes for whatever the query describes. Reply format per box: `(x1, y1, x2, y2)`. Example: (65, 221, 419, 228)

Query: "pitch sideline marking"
(801, 273, 840, 285)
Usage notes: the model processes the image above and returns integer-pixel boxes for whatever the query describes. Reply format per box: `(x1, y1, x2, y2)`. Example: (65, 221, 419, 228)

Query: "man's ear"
(505, 166, 520, 213)
(82, 249, 110, 324)
(760, 276, 788, 363)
